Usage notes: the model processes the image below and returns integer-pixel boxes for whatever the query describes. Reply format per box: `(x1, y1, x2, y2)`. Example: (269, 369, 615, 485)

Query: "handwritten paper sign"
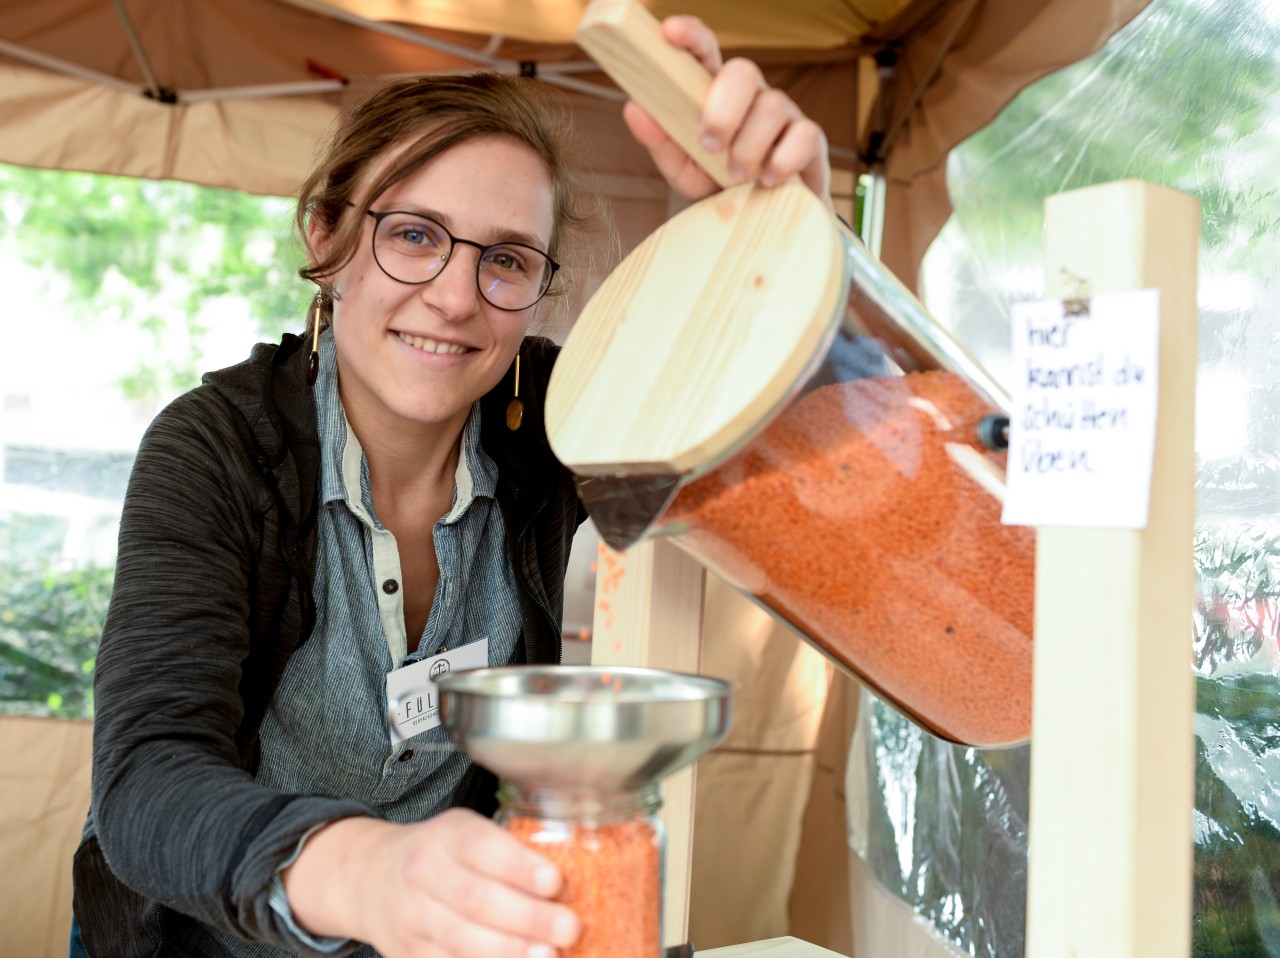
(1001, 288, 1160, 529)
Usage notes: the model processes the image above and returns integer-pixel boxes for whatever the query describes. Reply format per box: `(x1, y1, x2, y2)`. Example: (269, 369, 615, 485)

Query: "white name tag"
(386, 637, 489, 746)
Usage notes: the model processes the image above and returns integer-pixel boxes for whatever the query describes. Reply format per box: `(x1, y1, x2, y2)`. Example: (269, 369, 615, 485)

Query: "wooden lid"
(545, 179, 847, 476)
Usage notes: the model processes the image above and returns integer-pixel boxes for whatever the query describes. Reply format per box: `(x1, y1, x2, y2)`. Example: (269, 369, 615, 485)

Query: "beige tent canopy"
(0, 2, 1156, 954)
(0, 0, 1149, 288)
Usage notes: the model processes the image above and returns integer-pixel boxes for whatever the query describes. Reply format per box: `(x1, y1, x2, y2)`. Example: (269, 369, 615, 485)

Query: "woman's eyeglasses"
(366, 209, 559, 312)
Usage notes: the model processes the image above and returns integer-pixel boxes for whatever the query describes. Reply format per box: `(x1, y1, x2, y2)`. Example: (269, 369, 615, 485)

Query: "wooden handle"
(575, 0, 735, 189)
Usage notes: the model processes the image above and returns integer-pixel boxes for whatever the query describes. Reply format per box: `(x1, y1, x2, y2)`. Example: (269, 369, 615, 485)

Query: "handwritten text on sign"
(1001, 288, 1160, 529)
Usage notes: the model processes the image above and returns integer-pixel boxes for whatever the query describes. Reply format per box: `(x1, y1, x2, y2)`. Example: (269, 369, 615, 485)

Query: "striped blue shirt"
(179, 330, 522, 957)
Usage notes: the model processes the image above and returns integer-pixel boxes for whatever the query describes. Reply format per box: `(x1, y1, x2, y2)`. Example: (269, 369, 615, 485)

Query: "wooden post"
(1025, 180, 1199, 958)
(590, 537, 707, 946)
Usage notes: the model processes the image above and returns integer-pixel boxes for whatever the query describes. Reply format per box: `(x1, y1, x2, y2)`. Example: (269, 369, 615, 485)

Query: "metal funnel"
(435, 665, 733, 791)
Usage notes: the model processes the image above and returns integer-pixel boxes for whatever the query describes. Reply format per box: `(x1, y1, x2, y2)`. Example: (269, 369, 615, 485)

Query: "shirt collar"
(315, 328, 498, 516)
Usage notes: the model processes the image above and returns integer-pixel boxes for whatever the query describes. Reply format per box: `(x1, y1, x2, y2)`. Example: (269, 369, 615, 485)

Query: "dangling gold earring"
(505, 353, 523, 431)
(307, 291, 323, 386)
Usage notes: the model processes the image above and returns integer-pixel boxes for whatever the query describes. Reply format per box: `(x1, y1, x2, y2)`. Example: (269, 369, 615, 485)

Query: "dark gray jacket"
(72, 333, 583, 956)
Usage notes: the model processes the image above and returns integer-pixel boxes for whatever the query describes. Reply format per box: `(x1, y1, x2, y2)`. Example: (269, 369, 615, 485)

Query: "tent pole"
(277, 0, 504, 64)
(178, 80, 349, 103)
(0, 39, 140, 94)
(112, 0, 165, 101)
(860, 168, 887, 260)
(876, 0, 980, 161)
(536, 72, 626, 101)
(275, 0, 622, 101)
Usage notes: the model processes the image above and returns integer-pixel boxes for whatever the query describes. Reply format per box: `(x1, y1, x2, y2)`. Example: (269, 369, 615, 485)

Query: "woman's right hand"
(622, 14, 833, 211)
(282, 809, 580, 958)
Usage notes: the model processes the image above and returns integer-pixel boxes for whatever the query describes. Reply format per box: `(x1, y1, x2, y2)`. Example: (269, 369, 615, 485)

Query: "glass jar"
(545, 182, 1034, 748)
(657, 330, 1034, 747)
(497, 782, 665, 958)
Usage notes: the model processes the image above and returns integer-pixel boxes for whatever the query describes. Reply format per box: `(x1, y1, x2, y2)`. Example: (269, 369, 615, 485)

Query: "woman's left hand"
(622, 14, 833, 211)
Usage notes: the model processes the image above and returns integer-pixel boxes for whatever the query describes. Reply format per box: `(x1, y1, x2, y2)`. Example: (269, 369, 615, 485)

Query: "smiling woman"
(69, 14, 841, 958)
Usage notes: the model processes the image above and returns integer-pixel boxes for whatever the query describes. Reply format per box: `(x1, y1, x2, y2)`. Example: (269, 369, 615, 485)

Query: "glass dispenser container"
(433, 665, 732, 958)
(544, 179, 1034, 748)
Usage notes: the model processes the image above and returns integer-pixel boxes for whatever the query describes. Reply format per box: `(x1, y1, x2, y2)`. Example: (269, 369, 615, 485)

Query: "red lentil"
(505, 814, 662, 958)
(662, 371, 1035, 746)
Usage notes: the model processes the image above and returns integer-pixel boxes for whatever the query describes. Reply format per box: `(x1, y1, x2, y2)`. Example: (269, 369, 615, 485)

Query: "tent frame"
(0, 0, 625, 106)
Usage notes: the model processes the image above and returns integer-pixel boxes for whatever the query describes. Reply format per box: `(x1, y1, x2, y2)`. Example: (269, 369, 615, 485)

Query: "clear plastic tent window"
(848, 0, 1280, 955)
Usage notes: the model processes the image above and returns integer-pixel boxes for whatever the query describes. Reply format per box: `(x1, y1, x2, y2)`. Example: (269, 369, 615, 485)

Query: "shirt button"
(398, 749, 414, 762)
(382, 578, 399, 595)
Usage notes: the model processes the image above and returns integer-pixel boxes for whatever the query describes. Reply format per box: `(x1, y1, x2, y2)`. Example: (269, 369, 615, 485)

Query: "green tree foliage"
(949, 0, 1280, 268)
(0, 164, 309, 399)
(0, 165, 312, 720)
(1193, 672, 1280, 958)
(0, 515, 108, 719)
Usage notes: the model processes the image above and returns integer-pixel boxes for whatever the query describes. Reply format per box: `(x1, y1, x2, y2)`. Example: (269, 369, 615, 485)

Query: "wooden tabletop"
(700, 937, 849, 957)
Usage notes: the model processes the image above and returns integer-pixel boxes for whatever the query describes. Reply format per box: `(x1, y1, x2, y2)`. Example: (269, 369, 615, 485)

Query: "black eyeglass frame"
(365, 208, 560, 312)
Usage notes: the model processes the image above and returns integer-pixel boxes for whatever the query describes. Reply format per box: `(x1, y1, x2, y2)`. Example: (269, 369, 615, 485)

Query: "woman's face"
(318, 134, 555, 438)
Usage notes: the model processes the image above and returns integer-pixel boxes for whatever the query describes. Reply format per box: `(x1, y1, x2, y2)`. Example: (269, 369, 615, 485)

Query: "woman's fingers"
(441, 808, 562, 896)
(342, 809, 580, 958)
(627, 16, 834, 210)
(437, 812, 579, 946)
(707, 61, 833, 205)
(659, 14, 723, 74)
(699, 57, 765, 158)
(622, 99, 721, 199)
(760, 114, 831, 198)
(412, 894, 567, 958)
(429, 868, 578, 953)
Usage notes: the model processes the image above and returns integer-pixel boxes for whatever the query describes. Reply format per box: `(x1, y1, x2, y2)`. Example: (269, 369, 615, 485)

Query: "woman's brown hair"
(297, 72, 610, 335)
